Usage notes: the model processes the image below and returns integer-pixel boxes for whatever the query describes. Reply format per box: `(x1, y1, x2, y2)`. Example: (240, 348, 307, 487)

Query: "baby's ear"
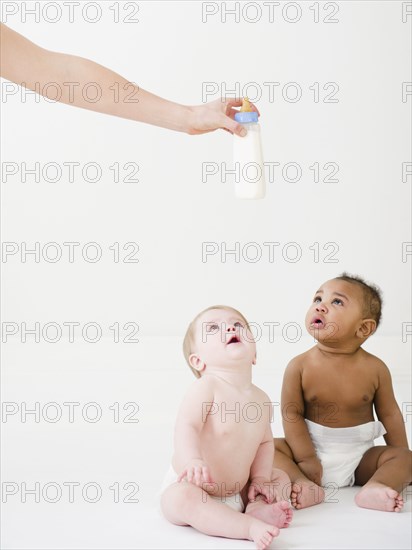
(356, 319, 376, 339)
(189, 353, 206, 374)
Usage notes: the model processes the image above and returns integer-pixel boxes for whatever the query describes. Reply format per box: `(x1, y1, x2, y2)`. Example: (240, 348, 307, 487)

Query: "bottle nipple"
(240, 97, 253, 112)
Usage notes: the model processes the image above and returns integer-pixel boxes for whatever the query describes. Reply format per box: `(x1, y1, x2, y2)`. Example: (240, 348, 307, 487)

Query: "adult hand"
(187, 98, 260, 137)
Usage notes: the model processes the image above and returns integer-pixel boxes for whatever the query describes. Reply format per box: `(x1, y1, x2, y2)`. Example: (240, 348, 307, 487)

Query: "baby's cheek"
(245, 329, 255, 341)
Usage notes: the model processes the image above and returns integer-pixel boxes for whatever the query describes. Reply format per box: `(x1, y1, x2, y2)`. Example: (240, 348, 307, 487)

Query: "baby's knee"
(271, 467, 291, 485)
(397, 447, 412, 471)
(273, 437, 285, 449)
(160, 482, 200, 518)
(271, 467, 292, 500)
(380, 446, 412, 467)
(273, 437, 293, 457)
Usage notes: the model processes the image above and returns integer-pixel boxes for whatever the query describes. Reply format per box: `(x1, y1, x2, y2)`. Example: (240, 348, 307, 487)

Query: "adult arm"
(0, 23, 252, 136)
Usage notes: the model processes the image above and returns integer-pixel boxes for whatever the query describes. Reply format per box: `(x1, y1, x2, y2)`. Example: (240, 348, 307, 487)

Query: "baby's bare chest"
(302, 363, 377, 412)
(202, 390, 269, 440)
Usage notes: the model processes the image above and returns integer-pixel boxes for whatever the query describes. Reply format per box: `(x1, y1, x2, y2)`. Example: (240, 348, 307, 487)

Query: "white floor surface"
(2, 486, 411, 549)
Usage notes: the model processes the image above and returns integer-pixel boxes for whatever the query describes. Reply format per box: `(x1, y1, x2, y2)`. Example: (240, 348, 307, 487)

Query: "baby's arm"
(373, 360, 409, 448)
(281, 359, 322, 485)
(248, 422, 276, 503)
(0, 23, 249, 135)
(173, 378, 214, 486)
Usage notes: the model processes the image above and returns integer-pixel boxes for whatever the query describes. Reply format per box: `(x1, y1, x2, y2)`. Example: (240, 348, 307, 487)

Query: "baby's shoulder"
(285, 348, 315, 372)
(250, 383, 271, 403)
(358, 348, 389, 371)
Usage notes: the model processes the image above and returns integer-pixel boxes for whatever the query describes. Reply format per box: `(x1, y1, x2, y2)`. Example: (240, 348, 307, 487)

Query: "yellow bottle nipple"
(240, 97, 253, 112)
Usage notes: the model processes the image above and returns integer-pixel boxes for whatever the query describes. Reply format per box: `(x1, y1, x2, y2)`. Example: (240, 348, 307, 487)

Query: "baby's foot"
(246, 499, 293, 528)
(290, 480, 325, 510)
(355, 483, 404, 512)
(248, 519, 279, 550)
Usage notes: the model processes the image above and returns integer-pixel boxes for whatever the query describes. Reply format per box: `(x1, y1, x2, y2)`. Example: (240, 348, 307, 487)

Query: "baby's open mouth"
(227, 335, 240, 345)
(311, 317, 325, 328)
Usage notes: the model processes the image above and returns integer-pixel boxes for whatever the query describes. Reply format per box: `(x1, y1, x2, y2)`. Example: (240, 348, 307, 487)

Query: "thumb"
(267, 489, 275, 503)
(248, 485, 256, 502)
(177, 470, 187, 482)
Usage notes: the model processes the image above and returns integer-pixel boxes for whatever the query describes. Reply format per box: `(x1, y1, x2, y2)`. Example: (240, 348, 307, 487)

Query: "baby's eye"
(313, 296, 321, 303)
(332, 298, 343, 306)
(206, 323, 219, 332)
(234, 321, 244, 328)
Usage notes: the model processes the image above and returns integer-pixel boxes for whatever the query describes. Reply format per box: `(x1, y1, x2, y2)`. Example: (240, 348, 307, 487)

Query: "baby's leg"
(354, 446, 412, 512)
(271, 467, 293, 501)
(245, 468, 293, 527)
(273, 438, 324, 509)
(161, 482, 279, 549)
(246, 498, 293, 529)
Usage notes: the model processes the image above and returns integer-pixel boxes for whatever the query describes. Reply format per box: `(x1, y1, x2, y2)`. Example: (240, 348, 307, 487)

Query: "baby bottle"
(233, 97, 266, 199)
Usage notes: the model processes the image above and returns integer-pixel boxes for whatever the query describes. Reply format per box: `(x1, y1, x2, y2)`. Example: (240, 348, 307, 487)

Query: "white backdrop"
(1, 1, 411, 548)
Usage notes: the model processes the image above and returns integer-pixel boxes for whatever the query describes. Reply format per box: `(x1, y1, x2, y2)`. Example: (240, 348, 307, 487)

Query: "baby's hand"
(248, 476, 276, 504)
(178, 459, 213, 486)
(297, 456, 323, 486)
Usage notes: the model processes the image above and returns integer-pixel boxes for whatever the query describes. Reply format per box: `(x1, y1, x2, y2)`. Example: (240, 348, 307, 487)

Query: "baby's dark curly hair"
(334, 273, 383, 328)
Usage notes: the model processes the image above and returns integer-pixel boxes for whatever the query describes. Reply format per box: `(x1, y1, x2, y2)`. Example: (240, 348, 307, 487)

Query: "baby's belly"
(201, 439, 258, 497)
(203, 462, 249, 497)
(305, 402, 375, 427)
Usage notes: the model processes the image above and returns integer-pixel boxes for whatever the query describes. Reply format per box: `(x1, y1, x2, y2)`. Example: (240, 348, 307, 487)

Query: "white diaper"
(305, 419, 387, 488)
(160, 466, 245, 513)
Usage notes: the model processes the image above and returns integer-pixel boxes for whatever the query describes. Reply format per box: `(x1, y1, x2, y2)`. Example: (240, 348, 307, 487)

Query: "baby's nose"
(226, 325, 236, 332)
(316, 303, 327, 312)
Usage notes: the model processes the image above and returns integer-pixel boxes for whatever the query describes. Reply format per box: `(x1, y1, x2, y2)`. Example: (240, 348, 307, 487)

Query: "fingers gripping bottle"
(233, 98, 266, 199)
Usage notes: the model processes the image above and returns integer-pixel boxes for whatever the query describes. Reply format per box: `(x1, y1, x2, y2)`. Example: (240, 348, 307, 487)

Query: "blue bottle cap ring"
(234, 111, 259, 123)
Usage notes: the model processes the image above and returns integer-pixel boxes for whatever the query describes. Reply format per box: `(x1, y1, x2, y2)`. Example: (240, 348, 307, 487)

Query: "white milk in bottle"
(233, 98, 265, 199)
